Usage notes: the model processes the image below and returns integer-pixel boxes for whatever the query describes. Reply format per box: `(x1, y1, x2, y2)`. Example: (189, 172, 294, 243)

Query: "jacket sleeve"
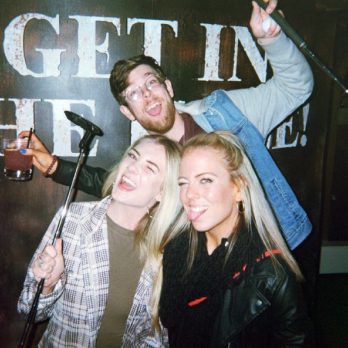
(269, 270, 312, 347)
(175, 31, 314, 139)
(51, 159, 108, 198)
(17, 210, 66, 323)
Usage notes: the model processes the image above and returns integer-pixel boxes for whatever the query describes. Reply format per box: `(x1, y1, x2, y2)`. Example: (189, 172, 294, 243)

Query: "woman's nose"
(185, 184, 199, 199)
(127, 161, 140, 173)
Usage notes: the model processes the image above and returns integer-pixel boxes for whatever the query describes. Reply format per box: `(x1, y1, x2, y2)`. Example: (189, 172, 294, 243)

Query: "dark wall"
(0, 0, 346, 346)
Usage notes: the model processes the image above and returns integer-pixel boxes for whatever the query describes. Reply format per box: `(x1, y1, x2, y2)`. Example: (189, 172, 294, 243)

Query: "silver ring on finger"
(38, 255, 44, 269)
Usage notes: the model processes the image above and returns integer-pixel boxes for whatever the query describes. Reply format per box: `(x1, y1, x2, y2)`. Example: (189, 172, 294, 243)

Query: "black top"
(160, 227, 264, 347)
(160, 228, 312, 348)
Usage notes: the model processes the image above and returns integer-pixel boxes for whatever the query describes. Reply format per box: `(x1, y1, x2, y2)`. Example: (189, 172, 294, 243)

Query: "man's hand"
(19, 131, 58, 176)
(250, 0, 281, 41)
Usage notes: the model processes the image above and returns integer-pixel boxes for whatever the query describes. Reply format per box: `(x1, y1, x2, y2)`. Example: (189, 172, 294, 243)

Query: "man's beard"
(139, 100, 176, 134)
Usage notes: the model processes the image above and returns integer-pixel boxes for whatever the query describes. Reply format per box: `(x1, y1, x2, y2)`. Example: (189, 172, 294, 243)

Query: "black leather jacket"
(211, 257, 313, 348)
(52, 159, 107, 197)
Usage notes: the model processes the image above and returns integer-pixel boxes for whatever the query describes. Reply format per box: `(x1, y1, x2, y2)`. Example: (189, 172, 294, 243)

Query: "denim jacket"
(192, 90, 312, 249)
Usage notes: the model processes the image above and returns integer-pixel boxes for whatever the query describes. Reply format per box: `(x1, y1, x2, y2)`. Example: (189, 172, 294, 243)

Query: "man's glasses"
(123, 74, 164, 102)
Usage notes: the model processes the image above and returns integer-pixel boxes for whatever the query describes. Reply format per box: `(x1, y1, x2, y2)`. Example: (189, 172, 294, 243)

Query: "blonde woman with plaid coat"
(18, 135, 181, 347)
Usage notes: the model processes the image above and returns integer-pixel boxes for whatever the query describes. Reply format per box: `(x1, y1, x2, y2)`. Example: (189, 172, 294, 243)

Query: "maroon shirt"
(179, 113, 205, 145)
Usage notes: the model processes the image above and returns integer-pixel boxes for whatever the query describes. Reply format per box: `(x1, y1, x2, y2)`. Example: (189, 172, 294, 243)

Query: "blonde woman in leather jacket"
(159, 132, 312, 348)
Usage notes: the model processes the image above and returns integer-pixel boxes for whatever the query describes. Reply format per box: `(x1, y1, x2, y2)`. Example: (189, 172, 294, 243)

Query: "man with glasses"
(21, 0, 313, 250)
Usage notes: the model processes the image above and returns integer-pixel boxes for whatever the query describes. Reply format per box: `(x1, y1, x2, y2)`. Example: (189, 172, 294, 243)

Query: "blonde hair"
(181, 131, 303, 279)
(102, 134, 186, 329)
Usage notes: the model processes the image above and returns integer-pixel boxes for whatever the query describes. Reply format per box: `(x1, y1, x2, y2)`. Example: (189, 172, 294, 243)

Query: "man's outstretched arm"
(19, 131, 107, 198)
(175, 0, 313, 139)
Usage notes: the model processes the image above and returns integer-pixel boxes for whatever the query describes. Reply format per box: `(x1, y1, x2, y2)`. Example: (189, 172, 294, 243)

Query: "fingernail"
(19, 149, 27, 154)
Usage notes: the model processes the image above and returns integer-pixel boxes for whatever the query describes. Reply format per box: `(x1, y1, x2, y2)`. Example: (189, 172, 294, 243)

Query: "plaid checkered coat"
(18, 197, 168, 347)
(18, 198, 169, 348)
(18, 197, 111, 347)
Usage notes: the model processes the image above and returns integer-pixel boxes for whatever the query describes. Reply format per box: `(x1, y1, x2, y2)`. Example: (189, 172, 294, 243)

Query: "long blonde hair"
(102, 134, 187, 328)
(181, 131, 303, 279)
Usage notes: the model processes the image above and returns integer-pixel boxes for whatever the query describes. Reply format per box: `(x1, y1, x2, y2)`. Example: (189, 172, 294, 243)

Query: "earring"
(238, 200, 245, 214)
(147, 208, 153, 219)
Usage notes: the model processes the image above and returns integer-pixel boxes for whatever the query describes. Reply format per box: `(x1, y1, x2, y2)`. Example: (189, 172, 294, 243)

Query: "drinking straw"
(26, 128, 33, 148)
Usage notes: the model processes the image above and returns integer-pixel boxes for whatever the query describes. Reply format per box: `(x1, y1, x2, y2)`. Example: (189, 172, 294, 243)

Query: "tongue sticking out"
(187, 209, 206, 222)
(120, 182, 134, 190)
(119, 177, 136, 191)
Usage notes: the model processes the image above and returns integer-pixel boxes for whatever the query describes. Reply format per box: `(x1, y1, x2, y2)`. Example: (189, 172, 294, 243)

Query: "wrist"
(257, 31, 282, 47)
(43, 155, 59, 177)
(42, 284, 55, 295)
(41, 272, 65, 295)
